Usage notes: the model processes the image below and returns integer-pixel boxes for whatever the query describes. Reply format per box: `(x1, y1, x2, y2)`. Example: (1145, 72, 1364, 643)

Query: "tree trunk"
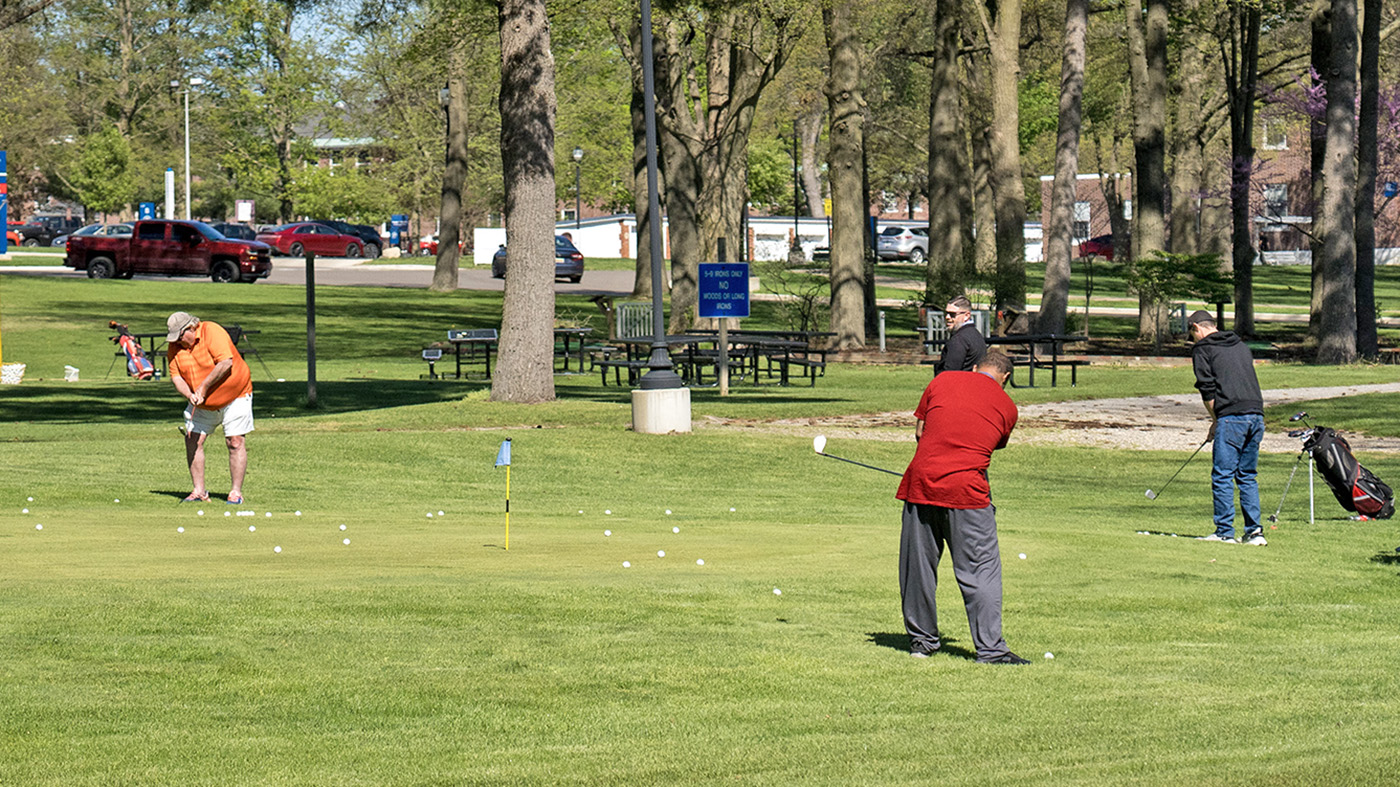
(824, 0, 864, 349)
(1226, 4, 1261, 335)
(987, 0, 1026, 315)
(1318, 0, 1358, 364)
(432, 46, 469, 293)
(799, 110, 825, 217)
(1126, 0, 1169, 340)
(1169, 0, 1209, 256)
(966, 53, 997, 281)
(1355, 0, 1380, 358)
(926, 0, 966, 307)
(1308, 1, 1330, 345)
(621, 15, 655, 298)
(492, 0, 558, 403)
(1036, 0, 1087, 336)
(657, 17, 704, 332)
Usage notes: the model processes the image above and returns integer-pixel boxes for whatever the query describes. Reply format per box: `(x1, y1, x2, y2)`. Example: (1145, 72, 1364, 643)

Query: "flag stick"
(504, 464, 511, 550)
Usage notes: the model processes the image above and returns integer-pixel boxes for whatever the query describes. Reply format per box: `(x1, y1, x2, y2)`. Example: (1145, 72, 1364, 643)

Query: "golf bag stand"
(108, 321, 156, 381)
(1303, 427, 1394, 520)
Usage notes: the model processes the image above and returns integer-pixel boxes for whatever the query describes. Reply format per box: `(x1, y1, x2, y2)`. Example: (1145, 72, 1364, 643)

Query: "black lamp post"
(572, 147, 583, 229)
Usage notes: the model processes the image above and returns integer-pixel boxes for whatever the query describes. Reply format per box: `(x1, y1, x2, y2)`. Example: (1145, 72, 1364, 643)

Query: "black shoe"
(910, 646, 938, 659)
(983, 652, 1030, 665)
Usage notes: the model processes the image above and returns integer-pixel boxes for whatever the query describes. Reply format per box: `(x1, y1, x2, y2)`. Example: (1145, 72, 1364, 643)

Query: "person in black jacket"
(936, 296, 986, 374)
(1188, 310, 1267, 546)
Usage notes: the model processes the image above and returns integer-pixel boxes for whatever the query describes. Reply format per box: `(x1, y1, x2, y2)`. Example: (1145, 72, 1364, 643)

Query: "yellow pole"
(504, 464, 511, 550)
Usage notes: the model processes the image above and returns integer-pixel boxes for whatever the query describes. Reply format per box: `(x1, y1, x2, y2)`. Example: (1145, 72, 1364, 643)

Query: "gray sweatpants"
(899, 501, 1011, 661)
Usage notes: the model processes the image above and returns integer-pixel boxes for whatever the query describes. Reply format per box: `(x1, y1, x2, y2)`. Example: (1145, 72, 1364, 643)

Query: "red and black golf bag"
(1303, 427, 1394, 519)
(109, 321, 155, 380)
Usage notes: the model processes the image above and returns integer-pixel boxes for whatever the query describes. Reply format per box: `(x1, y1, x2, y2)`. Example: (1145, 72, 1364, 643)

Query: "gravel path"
(698, 382, 1400, 454)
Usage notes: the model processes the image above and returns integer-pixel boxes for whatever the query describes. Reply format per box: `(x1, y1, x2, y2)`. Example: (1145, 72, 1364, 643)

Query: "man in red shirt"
(166, 311, 254, 505)
(897, 350, 1027, 664)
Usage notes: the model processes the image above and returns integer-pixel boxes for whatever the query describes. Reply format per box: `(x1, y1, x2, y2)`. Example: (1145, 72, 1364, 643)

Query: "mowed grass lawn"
(3, 275, 1400, 784)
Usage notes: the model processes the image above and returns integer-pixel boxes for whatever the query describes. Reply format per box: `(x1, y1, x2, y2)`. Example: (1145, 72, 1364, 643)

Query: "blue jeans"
(1212, 414, 1264, 538)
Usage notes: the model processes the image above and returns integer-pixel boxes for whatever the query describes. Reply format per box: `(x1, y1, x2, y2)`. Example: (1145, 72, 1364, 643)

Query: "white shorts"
(184, 394, 255, 437)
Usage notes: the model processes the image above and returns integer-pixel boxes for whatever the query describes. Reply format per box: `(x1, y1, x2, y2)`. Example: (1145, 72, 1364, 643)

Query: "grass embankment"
(3, 275, 1400, 783)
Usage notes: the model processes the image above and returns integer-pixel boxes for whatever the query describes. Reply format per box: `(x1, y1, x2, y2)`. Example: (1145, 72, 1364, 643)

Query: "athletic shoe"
(983, 652, 1031, 665)
(1244, 534, 1268, 546)
(910, 644, 938, 658)
(1198, 533, 1239, 543)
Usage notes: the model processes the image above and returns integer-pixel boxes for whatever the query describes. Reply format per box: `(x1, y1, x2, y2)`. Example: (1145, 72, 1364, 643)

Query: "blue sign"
(138, 202, 156, 220)
(698, 263, 751, 319)
(1385, 182, 1398, 198)
(1, 151, 7, 255)
(389, 213, 409, 246)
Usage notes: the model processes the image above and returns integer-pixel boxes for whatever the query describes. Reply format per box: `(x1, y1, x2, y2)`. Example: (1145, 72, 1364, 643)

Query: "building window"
(1263, 183, 1287, 217)
(1072, 201, 1090, 240)
(1262, 120, 1288, 150)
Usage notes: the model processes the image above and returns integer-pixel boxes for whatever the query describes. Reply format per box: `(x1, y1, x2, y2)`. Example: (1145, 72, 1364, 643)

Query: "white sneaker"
(1199, 533, 1239, 543)
(1244, 534, 1268, 546)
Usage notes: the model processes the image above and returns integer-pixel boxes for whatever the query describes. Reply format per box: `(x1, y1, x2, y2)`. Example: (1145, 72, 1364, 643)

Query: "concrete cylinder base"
(631, 388, 692, 434)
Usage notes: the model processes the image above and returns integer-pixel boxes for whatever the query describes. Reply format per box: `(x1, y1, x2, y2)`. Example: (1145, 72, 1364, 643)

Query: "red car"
(1077, 234, 1126, 260)
(255, 222, 366, 258)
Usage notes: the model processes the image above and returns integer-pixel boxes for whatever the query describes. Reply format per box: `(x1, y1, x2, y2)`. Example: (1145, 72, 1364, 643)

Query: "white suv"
(877, 225, 929, 263)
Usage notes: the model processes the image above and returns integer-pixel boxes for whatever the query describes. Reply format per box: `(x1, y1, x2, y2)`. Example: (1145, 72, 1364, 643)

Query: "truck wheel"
(346, 243, 361, 258)
(210, 260, 240, 283)
(22, 238, 39, 247)
(87, 257, 116, 279)
(289, 242, 305, 257)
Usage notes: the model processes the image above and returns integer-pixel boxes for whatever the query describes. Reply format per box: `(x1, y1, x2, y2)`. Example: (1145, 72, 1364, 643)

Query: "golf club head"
(1289, 411, 1308, 422)
(1267, 514, 1278, 523)
(1144, 489, 1157, 500)
(813, 435, 827, 455)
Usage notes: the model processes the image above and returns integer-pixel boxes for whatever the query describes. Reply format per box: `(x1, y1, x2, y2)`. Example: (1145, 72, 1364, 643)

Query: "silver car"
(877, 225, 929, 263)
(51, 223, 134, 248)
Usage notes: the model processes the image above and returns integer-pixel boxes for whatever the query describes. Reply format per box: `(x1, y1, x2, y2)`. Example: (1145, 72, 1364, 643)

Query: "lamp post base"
(631, 387, 691, 434)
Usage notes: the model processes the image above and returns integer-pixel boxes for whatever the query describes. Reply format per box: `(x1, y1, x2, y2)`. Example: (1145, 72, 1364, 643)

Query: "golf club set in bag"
(1144, 411, 1394, 522)
(108, 321, 157, 381)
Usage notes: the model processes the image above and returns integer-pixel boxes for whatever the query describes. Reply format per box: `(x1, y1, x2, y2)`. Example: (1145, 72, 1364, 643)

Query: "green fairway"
(4, 275, 1400, 784)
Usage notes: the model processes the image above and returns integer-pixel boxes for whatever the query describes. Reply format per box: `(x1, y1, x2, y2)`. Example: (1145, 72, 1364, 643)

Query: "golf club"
(1145, 437, 1210, 500)
(812, 435, 903, 477)
(1268, 450, 1306, 523)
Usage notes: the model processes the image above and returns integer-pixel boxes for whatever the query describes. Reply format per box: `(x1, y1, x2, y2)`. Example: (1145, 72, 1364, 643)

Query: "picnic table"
(602, 333, 826, 388)
(422, 329, 497, 379)
(923, 332, 1087, 387)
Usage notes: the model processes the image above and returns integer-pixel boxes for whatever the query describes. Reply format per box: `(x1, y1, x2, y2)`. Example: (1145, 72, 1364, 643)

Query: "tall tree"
(1317, 0, 1358, 363)
(1222, 1, 1262, 335)
(925, 0, 967, 307)
(978, 0, 1027, 315)
(824, 0, 865, 349)
(433, 41, 469, 292)
(1126, 0, 1169, 340)
(1168, 0, 1214, 256)
(1036, 0, 1088, 335)
(1354, 0, 1380, 358)
(1308, 0, 1330, 344)
(492, 0, 558, 402)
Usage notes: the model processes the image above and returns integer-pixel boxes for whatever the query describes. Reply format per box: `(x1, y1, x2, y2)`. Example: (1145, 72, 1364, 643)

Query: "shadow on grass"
(0, 379, 490, 425)
(866, 631, 977, 661)
(1368, 552, 1400, 565)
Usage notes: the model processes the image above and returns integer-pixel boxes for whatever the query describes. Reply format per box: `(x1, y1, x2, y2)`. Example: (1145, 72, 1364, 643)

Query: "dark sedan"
(210, 222, 258, 241)
(491, 235, 584, 283)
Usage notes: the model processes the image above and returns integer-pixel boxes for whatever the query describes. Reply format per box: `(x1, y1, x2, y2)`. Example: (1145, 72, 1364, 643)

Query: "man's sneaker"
(910, 645, 938, 659)
(983, 652, 1031, 665)
(1199, 533, 1239, 543)
(1244, 533, 1268, 546)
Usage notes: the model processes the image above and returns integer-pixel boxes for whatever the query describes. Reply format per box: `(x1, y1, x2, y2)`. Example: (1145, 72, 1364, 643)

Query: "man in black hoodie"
(1188, 310, 1267, 546)
(935, 296, 986, 374)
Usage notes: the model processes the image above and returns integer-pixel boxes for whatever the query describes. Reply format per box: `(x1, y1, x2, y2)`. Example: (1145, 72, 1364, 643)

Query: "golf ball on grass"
(622, 561, 631, 568)
(1018, 553, 1027, 560)
(21, 508, 28, 514)
(114, 499, 120, 503)
(657, 550, 665, 558)
(773, 588, 781, 595)
(730, 507, 736, 512)
(248, 525, 256, 532)
(1044, 652, 1055, 660)
(224, 511, 231, 517)
(265, 512, 272, 518)
(295, 511, 301, 516)
(672, 527, 680, 534)
(177, 527, 185, 533)
(438, 510, 444, 516)
(696, 559, 705, 566)
(343, 538, 350, 545)
(665, 509, 672, 515)
(339, 524, 347, 531)
(427, 513, 433, 519)
(197, 510, 204, 516)
(35, 524, 43, 530)
(604, 530, 611, 537)
(274, 546, 282, 554)
(605, 510, 612, 515)
(27, 497, 33, 502)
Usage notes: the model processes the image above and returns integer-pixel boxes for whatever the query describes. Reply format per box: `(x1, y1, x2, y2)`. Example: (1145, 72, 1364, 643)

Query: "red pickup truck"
(64, 219, 274, 283)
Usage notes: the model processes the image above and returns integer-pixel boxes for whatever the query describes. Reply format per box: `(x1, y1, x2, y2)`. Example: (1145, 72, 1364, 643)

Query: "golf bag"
(1304, 427, 1394, 519)
(109, 321, 155, 380)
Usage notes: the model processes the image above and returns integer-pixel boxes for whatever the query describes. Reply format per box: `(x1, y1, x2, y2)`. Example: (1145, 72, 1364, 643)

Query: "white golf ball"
(277, 378, 286, 382)
(622, 561, 631, 568)
(248, 525, 256, 532)
(657, 550, 665, 558)
(579, 510, 584, 514)
(1044, 652, 1055, 660)
(605, 510, 612, 515)
(665, 509, 672, 515)
(295, 511, 301, 516)
(274, 546, 282, 553)
(343, 538, 350, 545)
(177, 527, 185, 533)
(438, 510, 445, 516)
(773, 588, 781, 595)
(265, 512, 272, 518)
(604, 530, 611, 537)
(197, 510, 204, 516)
(114, 499, 120, 503)
(696, 559, 705, 566)
(339, 524, 347, 531)
(427, 513, 434, 518)
(730, 507, 736, 512)
(21, 508, 28, 514)
(35, 524, 43, 530)
(672, 527, 680, 534)
(224, 511, 231, 517)
(1018, 553, 1027, 560)
(27, 497, 33, 502)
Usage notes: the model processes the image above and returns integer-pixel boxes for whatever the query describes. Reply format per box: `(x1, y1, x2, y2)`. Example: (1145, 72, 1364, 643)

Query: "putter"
(813, 435, 903, 477)
(1145, 437, 1210, 500)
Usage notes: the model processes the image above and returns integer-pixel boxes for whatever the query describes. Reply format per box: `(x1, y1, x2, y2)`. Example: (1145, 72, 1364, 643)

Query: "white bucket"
(64, 365, 80, 382)
(1, 363, 25, 384)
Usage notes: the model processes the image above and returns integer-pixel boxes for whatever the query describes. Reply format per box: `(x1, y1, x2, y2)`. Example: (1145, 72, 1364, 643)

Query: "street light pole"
(572, 147, 583, 229)
(173, 77, 204, 220)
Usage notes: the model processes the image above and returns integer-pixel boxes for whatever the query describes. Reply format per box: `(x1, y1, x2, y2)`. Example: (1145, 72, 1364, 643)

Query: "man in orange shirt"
(166, 311, 254, 505)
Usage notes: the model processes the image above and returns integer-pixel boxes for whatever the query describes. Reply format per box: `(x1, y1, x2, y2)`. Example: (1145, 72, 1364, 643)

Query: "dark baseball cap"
(1186, 310, 1215, 326)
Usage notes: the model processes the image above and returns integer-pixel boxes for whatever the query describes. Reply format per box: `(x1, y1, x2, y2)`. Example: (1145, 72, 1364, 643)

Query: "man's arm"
(941, 331, 968, 373)
(190, 359, 233, 407)
(915, 419, 925, 441)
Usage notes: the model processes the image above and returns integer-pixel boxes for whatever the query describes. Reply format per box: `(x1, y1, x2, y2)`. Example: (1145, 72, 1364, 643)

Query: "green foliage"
(290, 165, 394, 223)
(747, 136, 798, 212)
(66, 125, 137, 214)
(1123, 250, 1234, 305)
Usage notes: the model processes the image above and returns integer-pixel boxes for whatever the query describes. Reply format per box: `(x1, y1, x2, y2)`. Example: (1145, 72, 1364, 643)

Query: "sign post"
(1, 151, 6, 369)
(698, 262, 750, 396)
